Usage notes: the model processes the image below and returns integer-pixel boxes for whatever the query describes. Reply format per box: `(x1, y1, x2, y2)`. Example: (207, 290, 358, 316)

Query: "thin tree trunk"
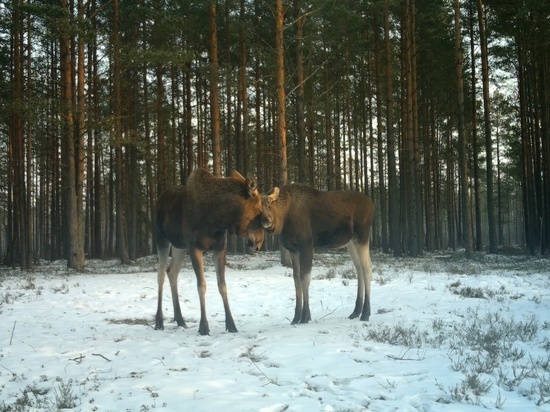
(276, 0, 288, 185)
(225, 0, 233, 174)
(468, 3, 482, 252)
(238, 0, 249, 175)
(209, 2, 221, 176)
(275, 0, 290, 265)
(294, 0, 306, 183)
(374, 16, 388, 253)
(254, 0, 263, 182)
(403, 0, 418, 256)
(455, 0, 474, 258)
(476, 0, 497, 254)
(384, 0, 400, 256)
(60, 0, 85, 271)
(113, 0, 130, 264)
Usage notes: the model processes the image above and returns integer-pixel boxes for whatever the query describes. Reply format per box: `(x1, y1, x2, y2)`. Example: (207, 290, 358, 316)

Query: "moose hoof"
(226, 325, 238, 333)
(360, 314, 370, 321)
(225, 318, 238, 333)
(198, 322, 210, 336)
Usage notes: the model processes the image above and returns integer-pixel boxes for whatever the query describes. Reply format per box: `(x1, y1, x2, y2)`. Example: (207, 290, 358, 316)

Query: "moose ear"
(267, 187, 280, 203)
(246, 174, 258, 195)
(230, 170, 245, 181)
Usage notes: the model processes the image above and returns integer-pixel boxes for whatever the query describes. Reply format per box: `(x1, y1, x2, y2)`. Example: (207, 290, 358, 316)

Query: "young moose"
(155, 168, 264, 335)
(261, 184, 374, 324)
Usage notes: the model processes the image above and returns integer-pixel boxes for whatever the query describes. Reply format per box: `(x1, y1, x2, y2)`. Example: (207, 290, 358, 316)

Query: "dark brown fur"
(261, 184, 374, 323)
(155, 168, 264, 335)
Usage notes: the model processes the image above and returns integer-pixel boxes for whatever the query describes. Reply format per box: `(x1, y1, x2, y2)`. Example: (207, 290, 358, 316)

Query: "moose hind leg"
(356, 242, 372, 321)
(155, 244, 170, 330)
(213, 248, 238, 333)
(168, 247, 187, 328)
(347, 243, 365, 319)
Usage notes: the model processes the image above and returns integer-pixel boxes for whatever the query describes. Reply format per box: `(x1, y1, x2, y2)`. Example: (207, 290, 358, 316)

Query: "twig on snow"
(249, 358, 280, 387)
(10, 321, 16, 345)
(69, 354, 86, 363)
(92, 353, 112, 362)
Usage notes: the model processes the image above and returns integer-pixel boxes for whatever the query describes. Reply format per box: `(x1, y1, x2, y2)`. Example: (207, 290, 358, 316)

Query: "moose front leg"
(189, 247, 210, 335)
(290, 251, 303, 324)
(213, 247, 238, 333)
(298, 246, 313, 324)
(155, 245, 170, 330)
(167, 247, 187, 328)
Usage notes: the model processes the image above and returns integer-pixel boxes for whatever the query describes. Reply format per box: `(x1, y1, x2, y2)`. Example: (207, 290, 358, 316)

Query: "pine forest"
(1, 0, 549, 270)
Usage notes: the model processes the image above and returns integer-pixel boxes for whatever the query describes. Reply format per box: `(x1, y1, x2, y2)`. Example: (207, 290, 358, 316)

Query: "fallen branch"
(69, 354, 86, 363)
(318, 308, 337, 321)
(10, 321, 16, 345)
(0, 363, 20, 381)
(249, 359, 279, 387)
(92, 353, 112, 362)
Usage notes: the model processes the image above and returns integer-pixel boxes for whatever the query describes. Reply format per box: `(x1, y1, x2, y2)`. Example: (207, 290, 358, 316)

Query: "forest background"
(0, 0, 548, 271)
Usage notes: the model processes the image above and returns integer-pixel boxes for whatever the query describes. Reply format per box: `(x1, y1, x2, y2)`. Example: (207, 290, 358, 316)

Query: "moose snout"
(261, 216, 274, 233)
(247, 238, 262, 251)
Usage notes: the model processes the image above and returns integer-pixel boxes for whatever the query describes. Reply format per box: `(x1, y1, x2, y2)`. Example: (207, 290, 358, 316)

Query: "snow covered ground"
(1, 251, 550, 411)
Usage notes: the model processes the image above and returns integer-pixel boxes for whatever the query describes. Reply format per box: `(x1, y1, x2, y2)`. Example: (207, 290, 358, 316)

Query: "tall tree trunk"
(276, 0, 290, 265)
(384, 0, 401, 256)
(468, 3, 482, 252)
(454, 0, 474, 258)
(224, 0, 233, 174)
(8, 0, 28, 268)
(410, 0, 424, 254)
(517, 44, 536, 255)
(185, 61, 194, 176)
(60, 0, 85, 271)
(25, 13, 34, 268)
(238, 0, 249, 175)
(294, 0, 306, 183)
(476, 0, 497, 254)
(155, 0, 167, 193)
(113, 0, 130, 264)
(275, 0, 288, 185)
(76, 0, 86, 260)
(209, 2, 221, 176)
(374, 15, 388, 253)
(254, 0, 264, 184)
(403, 0, 419, 256)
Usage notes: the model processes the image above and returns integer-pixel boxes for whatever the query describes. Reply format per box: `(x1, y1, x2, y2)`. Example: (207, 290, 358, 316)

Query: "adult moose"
(261, 184, 374, 324)
(155, 168, 264, 335)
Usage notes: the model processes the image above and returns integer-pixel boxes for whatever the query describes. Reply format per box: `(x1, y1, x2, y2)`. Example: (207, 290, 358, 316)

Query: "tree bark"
(384, 0, 401, 256)
(60, 0, 85, 271)
(294, 0, 306, 183)
(276, 0, 288, 185)
(476, 0, 497, 254)
(454, 0, 474, 257)
(113, 0, 130, 264)
(374, 15, 388, 253)
(209, 2, 221, 176)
